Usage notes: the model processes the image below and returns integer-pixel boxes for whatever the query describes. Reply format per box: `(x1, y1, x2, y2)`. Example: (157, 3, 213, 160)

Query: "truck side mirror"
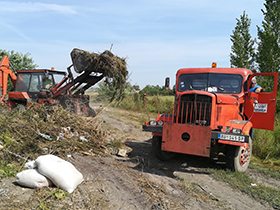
(165, 77, 170, 90)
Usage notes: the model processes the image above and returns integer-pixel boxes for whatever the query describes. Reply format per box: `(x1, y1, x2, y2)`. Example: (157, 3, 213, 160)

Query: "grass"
(113, 93, 174, 114)
(0, 161, 17, 178)
(250, 155, 280, 179)
(207, 168, 280, 209)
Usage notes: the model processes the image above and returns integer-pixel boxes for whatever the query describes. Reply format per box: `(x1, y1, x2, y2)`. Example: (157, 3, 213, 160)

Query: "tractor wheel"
(87, 107, 96, 117)
(226, 137, 252, 172)
(152, 136, 176, 161)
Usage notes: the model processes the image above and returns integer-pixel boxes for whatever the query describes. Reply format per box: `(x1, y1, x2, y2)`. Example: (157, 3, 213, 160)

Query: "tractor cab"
(8, 69, 66, 108)
(14, 70, 66, 92)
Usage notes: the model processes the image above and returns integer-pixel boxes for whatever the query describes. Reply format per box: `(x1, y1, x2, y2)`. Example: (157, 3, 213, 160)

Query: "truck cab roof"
(176, 68, 253, 95)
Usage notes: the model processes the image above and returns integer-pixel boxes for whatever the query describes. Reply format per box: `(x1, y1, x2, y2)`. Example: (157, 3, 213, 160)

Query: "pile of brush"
(0, 104, 107, 163)
(70, 48, 128, 101)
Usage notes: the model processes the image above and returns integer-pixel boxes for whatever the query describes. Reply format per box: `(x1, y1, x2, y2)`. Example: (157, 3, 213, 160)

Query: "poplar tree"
(230, 11, 256, 71)
(256, 0, 280, 73)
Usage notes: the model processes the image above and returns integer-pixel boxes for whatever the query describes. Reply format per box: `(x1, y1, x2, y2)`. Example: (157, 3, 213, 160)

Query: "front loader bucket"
(70, 48, 124, 74)
(70, 49, 100, 74)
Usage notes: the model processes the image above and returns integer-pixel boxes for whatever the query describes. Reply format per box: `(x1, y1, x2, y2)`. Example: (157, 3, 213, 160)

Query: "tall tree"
(0, 50, 37, 91)
(230, 11, 256, 71)
(256, 0, 280, 73)
(0, 50, 37, 71)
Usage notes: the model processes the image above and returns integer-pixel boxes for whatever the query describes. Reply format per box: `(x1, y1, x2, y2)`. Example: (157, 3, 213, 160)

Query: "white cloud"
(0, 2, 77, 14)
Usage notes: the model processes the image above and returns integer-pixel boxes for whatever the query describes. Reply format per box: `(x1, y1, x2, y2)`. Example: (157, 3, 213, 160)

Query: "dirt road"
(0, 107, 279, 209)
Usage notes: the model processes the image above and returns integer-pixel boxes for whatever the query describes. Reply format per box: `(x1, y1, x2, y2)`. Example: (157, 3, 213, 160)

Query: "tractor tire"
(152, 136, 176, 161)
(226, 137, 252, 172)
(87, 107, 96, 117)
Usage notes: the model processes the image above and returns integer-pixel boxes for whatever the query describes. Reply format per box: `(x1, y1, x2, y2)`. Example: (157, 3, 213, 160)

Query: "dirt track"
(0, 107, 279, 209)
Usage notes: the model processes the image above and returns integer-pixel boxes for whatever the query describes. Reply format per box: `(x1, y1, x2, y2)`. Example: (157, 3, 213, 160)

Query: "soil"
(0, 107, 280, 210)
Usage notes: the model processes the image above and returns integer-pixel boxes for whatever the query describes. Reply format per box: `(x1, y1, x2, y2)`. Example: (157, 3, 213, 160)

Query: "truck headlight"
(149, 120, 157, 126)
(232, 128, 242, 134)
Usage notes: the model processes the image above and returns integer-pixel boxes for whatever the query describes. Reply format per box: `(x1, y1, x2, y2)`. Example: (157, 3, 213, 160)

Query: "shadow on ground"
(123, 139, 226, 179)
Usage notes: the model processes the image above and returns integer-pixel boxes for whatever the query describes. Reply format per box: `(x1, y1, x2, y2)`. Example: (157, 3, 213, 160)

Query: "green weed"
(0, 161, 16, 178)
(1, 131, 13, 147)
(253, 119, 280, 162)
(38, 202, 49, 210)
(54, 189, 67, 199)
(250, 156, 280, 179)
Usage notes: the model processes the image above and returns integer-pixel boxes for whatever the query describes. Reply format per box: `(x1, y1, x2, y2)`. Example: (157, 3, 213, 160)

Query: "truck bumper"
(162, 122, 212, 157)
(142, 125, 163, 133)
(143, 124, 249, 154)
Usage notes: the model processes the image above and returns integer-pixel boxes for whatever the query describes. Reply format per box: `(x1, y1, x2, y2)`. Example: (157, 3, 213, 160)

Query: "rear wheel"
(152, 136, 176, 161)
(226, 137, 252, 172)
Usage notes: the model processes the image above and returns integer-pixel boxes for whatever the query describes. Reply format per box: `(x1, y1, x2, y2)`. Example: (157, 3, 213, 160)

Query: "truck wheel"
(226, 137, 252, 172)
(152, 136, 175, 161)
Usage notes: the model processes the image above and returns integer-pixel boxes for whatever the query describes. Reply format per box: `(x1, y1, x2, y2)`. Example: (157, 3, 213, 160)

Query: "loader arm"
(0, 56, 17, 104)
(51, 65, 104, 98)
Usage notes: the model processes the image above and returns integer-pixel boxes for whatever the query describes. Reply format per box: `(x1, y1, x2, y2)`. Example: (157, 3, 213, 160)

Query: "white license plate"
(218, 134, 245, 142)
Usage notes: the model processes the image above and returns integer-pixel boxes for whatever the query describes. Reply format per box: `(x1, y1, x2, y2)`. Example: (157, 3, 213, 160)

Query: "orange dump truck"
(143, 64, 278, 172)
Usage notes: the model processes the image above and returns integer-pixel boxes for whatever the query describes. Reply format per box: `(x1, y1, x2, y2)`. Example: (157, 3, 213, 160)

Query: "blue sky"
(0, 0, 265, 89)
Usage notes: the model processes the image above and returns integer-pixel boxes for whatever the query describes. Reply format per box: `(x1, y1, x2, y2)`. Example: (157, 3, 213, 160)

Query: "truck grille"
(175, 94, 212, 126)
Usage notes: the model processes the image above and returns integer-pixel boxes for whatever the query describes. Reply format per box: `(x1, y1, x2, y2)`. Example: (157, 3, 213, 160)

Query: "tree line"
(230, 0, 280, 74)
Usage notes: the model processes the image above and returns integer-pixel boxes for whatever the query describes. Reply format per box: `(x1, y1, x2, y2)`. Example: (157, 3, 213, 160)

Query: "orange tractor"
(0, 52, 104, 116)
(143, 64, 278, 172)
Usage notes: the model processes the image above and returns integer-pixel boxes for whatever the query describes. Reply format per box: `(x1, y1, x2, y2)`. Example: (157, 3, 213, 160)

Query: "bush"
(253, 114, 280, 163)
(115, 93, 174, 114)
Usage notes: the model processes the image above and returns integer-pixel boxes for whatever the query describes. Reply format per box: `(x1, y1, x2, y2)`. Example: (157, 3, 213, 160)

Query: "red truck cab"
(143, 66, 278, 172)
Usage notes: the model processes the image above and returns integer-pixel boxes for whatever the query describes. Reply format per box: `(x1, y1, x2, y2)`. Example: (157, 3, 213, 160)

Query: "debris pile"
(70, 48, 128, 101)
(0, 104, 107, 164)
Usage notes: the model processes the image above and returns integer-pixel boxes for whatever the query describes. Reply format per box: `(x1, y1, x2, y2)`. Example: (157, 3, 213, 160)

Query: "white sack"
(16, 169, 53, 188)
(35, 154, 83, 193)
(24, 160, 36, 169)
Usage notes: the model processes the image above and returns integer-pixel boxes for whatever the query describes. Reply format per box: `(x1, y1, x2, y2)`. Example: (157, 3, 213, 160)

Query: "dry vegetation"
(0, 104, 107, 175)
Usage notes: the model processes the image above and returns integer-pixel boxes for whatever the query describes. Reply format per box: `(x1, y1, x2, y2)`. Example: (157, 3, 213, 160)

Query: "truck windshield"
(178, 73, 243, 93)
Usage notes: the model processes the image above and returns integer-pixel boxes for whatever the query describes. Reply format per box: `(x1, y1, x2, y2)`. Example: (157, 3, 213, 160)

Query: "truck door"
(244, 72, 278, 130)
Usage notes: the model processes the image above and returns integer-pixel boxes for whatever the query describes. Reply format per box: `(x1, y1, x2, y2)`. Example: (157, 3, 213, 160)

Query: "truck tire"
(226, 137, 252, 172)
(152, 136, 175, 161)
